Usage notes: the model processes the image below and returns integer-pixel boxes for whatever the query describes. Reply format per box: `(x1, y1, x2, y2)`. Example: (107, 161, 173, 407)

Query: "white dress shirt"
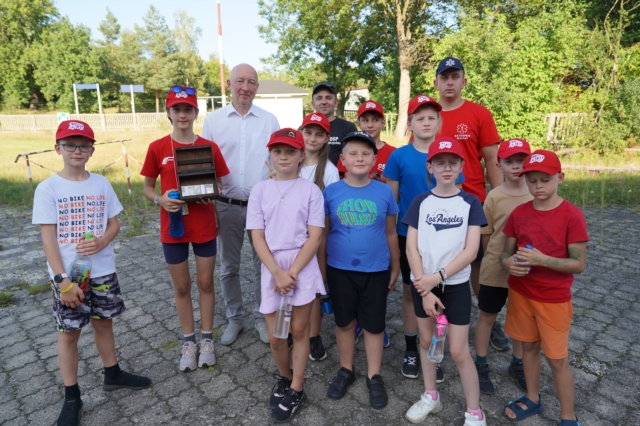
(202, 103, 280, 200)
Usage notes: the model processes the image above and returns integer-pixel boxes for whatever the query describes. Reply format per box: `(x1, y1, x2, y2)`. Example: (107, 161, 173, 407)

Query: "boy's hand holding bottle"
(76, 235, 105, 256)
(514, 245, 546, 267)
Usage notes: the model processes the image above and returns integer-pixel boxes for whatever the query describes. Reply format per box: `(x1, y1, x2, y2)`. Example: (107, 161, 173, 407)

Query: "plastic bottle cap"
(169, 191, 181, 200)
(435, 314, 448, 326)
(525, 244, 533, 249)
(85, 233, 93, 239)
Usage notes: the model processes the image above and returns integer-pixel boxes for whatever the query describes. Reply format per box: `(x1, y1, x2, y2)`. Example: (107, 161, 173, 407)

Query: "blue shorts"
(52, 273, 126, 332)
(161, 239, 217, 264)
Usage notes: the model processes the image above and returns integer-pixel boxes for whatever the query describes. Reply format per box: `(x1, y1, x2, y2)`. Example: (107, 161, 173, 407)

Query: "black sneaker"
(271, 387, 306, 423)
(490, 322, 510, 351)
(57, 398, 83, 426)
(402, 351, 419, 379)
(475, 363, 495, 395)
(327, 367, 356, 399)
(309, 335, 327, 361)
(103, 371, 152, 391)
(366, 374, 388, 409)
(436, 363, 445, 384)
(269, 374, 292, 408)
(509, 359, 527, 392)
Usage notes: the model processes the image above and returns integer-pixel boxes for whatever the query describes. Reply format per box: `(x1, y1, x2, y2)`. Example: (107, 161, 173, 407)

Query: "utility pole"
(217, 0, 227, 106)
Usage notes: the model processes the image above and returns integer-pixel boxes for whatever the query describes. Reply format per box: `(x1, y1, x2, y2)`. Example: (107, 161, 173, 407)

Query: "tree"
(97, 8, 125, 111)
(173, 10, 206, 91)
(203, 54, 230, 97)
(133, 5, 181, 112)
(258, 0, 384, 116)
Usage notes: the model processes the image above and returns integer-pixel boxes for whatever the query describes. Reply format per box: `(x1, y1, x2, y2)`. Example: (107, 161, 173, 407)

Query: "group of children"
(34, 84, 587, 426)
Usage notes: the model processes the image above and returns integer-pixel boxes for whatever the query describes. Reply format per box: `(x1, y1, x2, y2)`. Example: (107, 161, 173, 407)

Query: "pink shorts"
(259, 248, 325, 314)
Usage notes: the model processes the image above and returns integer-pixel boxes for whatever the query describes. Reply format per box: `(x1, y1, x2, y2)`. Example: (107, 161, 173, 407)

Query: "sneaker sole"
(436, 377, 445, 384)
(309, 352, 328, 361)
(103, 383, 151, 391)
(180, 365, 197, 373)
(405, 403, 443, 423)
(198, 361, 216, 368)
(479, 384, 495, 395)
(402, 370, 420, 379)
(490, 340, 510, 351)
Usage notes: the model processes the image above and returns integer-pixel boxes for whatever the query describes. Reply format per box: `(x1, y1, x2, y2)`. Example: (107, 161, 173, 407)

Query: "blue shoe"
(383, 329, 390, 348)
(502, 394, 544, 422)
(560, 418, 580, 426)
(355, 324, 363, 343)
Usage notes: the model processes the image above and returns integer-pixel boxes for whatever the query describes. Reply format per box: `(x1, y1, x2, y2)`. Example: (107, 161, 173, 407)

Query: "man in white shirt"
(202, 63, 280, 345)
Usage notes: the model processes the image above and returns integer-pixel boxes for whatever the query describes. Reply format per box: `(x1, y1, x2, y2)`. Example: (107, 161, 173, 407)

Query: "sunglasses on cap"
(170, 86, 196, 96)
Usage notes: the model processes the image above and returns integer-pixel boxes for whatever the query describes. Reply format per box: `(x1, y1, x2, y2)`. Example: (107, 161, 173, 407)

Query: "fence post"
(121, 141, 132, 195)
(25, 155, 33, 183)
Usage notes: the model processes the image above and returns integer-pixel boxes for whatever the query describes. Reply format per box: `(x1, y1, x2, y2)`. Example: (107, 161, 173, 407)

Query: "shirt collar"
(226, 102, 260, 118)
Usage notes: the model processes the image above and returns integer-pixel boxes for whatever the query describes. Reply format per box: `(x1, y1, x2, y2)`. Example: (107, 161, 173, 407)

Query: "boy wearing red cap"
(33, 120, 151, 426)
(247, 128, 325, 422)
(500, 150, 588, 426)
(141, 86, 230, 373)
(474, 139, 533, 396)
(338, 100, 396, 182)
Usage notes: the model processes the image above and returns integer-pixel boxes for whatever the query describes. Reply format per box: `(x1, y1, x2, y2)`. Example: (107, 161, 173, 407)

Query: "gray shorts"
(52, 272, 126, 332)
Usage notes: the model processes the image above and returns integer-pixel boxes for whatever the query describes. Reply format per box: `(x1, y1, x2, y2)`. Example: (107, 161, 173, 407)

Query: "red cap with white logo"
(427, 136, 465, 162)
(408, 94, 442, 115)
(357, 100, 384, 118)
(166, 85, 198, 109)
(300, 112, 330, 133)
(498, 138, 531, 159)
(267, 128, 305, 150)
(520, 149, 562, 176)
(56, 120, 95, 142)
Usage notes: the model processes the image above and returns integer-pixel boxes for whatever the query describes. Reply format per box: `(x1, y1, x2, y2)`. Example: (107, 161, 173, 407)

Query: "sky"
(54, 0, 278, 70)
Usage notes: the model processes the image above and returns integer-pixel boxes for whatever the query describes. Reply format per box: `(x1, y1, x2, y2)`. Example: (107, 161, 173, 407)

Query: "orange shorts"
(504, 288, 573, 359)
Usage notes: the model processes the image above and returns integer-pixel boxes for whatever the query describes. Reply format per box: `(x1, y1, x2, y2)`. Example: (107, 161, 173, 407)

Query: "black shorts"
(411, 281, 471, 326)
(398, 235, 412, 285)
(474, 237, 484, 263)
(327, 265, 389, 334)
(478, 284, 508, 314)
(162, 239, 217, 264)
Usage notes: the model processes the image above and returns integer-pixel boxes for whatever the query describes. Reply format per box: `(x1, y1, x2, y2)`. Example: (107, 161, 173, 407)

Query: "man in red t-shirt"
(338, 100, 396, 182)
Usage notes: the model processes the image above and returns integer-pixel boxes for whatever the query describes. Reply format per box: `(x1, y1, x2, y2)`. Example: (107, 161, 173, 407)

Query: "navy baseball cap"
(312, 81, 337, 95)
(340, 131, 378, 154)
(436, 57, 465, 75)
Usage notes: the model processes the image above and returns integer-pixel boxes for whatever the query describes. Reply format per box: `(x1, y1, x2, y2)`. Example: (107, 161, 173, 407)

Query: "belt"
(217, 196, 249, 207)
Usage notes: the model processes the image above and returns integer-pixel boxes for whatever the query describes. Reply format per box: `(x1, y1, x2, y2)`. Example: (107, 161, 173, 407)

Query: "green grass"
(161, 340, 179, 351)
(28, 283, 50, 296)
(0, 292, 15, 307)
(558, 170, 640, 207)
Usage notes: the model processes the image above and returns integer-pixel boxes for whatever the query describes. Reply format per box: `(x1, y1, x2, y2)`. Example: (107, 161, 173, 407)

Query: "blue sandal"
(560, 418, 580, 426)
(502, 395, 544, 422)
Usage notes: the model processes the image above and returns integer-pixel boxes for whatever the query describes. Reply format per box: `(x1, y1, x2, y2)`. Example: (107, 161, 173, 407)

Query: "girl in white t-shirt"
(298, 112, 339, 362)
(401, 137, 488, 426)
(247, 128, 325, 423)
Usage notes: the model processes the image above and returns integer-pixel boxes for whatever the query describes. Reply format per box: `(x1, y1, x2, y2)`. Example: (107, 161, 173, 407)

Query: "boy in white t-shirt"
(32, 120, 150, 426)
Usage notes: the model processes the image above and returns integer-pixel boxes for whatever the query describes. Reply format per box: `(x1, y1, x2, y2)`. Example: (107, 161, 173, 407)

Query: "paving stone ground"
(0, 205, 638, 425)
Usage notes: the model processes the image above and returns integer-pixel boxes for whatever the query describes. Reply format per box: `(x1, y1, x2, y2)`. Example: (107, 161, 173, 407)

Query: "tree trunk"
(393, 4, 412, 139)
(155, 90, 159, 113)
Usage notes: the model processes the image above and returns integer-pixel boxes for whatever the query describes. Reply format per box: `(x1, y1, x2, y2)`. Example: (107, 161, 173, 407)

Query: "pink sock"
(425, 390, 438, 400)
(467, 408, 483, 420)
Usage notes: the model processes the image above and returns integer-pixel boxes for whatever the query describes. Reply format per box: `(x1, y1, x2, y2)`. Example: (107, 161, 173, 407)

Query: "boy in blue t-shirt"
(321, 131, 400, 409)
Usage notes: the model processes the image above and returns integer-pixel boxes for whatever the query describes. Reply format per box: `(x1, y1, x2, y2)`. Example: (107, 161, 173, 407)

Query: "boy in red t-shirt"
(499, 150, 587, 426)
(338, 100, 396, 182)
(141, 86, 230, 373)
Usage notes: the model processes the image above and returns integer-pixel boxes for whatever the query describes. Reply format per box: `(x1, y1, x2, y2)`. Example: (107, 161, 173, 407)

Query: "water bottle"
(427, 314, 449, 363)
(514, 244, 533, 270)
(70, 233, 93, 292)
(321, 293, 334, 315)
(168, 191, 185, 238)
(273, 289, 295, 338)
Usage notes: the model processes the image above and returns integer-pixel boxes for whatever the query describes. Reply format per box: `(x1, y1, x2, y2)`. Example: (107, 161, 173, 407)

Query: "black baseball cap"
(340, 131, 378, 154)
(312, 81, 337, 95)
(436, 57, 465, 75)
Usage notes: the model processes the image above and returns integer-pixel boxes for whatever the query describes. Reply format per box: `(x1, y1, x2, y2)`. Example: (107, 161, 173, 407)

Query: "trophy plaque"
(173, 145, 218, 202)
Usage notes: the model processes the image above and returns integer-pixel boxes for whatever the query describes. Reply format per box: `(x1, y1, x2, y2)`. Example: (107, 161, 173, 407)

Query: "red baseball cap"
(428, 136, 465, 162)
(267, 128, 305, 150)
(56, 120, 95, 142)
(520, 150, 562, 176)
(408, 95, 442, 115)
(357, 100, 384, 118)
(166, 85, 198, 109)
(300, 112, 330, 133)
(498, 138, 531, 159)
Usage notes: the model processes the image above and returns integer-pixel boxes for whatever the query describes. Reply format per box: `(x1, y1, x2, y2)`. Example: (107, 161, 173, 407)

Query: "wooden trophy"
(173, 145, 218, 202)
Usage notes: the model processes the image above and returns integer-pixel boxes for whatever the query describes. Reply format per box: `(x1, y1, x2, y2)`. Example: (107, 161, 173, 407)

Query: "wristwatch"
(153, 195, 160, 206)
(54, 273, 69, 284)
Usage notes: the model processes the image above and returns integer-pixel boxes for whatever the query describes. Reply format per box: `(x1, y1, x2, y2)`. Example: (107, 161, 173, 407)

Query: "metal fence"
(0, 113, 205, 131)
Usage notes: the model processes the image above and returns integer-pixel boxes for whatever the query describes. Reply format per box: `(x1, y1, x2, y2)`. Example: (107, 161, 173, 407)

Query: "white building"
(251, 80, 308, 128)
(343, 87, 370, 111)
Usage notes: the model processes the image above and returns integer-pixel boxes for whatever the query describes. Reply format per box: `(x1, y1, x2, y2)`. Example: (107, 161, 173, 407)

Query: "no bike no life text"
(337, 198, 378, 226)
(58, 194, 107, 244)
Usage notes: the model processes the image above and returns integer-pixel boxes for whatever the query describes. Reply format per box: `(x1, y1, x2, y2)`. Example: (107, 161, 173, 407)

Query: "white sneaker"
(464, 411, 487, 426)
(405, 392, 443, 424)
(198, 338, 216, 368)
(179, 341, 198, 372)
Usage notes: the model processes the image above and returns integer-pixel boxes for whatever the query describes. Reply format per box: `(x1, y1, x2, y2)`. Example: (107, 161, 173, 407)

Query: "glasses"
(59, 143, 93, 152)
(170, 86, 196, 96)
(431, 160, 463, 171)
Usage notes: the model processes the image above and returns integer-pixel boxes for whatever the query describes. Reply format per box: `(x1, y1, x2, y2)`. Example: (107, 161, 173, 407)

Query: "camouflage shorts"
(52, 272, 126, 332)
